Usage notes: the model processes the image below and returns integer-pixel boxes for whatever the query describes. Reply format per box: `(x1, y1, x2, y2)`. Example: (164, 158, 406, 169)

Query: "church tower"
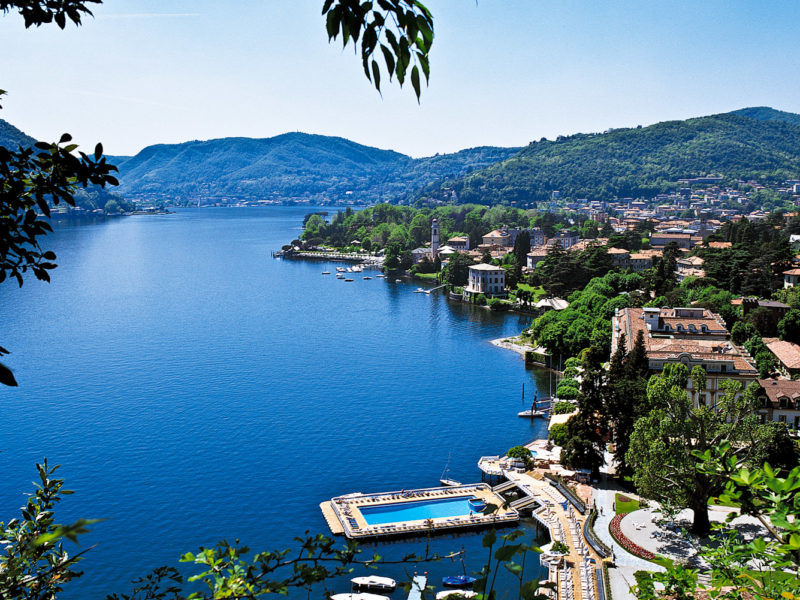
(431, 218, 439, 258)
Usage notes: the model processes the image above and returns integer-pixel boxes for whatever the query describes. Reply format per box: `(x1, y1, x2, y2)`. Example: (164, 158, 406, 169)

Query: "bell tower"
(431, 218, 439, 258)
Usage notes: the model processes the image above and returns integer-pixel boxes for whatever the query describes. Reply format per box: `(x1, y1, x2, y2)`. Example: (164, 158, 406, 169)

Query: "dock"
(407, 574, 427, 600)
(322, 484, 518, 540)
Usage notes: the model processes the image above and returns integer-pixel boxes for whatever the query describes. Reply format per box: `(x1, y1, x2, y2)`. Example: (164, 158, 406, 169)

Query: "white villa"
(463, 263, 506, 298)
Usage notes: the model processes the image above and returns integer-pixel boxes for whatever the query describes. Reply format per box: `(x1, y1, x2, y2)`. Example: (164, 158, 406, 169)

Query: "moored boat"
(441, 575, 476, 589)
(331, 594, 390, 600)
(351, 576, 396, 592)
(322, 271, 331, 275)
(436, 591, 478, 599)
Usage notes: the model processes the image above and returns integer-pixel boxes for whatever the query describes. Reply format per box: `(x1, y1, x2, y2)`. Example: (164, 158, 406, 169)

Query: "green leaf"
(0, 361, 18, 386)
(380, 45, 395, 80)
(410, 64, 421, 99)
(482, 528, 497, 548)
(371, 60, 381, 91)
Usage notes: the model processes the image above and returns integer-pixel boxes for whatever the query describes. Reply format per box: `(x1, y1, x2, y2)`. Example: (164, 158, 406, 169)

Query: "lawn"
(516, 283, 547, 301)
(413, 272, 439, 280)
(614, 493, 640, 514)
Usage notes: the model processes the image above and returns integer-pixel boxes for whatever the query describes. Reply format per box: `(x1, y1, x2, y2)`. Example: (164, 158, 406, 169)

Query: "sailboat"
(440, 453, 461, 487)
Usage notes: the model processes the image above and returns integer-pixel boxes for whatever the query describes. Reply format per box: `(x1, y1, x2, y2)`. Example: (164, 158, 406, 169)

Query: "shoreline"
(489, 335, 531, 358)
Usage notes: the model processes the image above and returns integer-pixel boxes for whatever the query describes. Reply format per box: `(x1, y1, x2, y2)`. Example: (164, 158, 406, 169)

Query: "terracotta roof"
(607, 247, 630, 255)
(707, 241, 732, 249)
(758, 378, 800, 407)
(765, 339, 800, 370)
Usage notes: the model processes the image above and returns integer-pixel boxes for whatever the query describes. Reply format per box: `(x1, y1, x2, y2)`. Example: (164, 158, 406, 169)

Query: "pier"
(274, 249, 383, 265)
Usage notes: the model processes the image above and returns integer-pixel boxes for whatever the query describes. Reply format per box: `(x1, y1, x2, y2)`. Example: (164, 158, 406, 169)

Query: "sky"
(1, 0, 799, 158)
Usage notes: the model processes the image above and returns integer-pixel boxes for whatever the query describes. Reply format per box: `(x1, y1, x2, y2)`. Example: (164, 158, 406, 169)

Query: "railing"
(583, 508, 612, 558)
(543, 473, 586, 514)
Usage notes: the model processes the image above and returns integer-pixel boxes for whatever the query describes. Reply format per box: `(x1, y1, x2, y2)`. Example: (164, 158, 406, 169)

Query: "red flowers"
(609, 513, 655, 560)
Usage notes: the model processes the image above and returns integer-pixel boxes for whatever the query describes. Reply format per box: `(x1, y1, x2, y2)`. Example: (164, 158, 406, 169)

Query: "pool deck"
(321, 484, 518, 539)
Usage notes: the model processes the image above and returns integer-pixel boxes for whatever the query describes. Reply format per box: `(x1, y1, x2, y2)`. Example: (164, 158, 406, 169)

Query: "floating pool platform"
(322, 484, 518, 539)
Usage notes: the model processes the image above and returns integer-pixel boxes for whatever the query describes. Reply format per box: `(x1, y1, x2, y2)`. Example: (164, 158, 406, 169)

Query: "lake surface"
(0, 207, 550, 598)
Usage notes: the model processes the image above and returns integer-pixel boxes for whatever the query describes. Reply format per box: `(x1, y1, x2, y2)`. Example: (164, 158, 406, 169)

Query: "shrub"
(549, 423, 569, 446)
(556, 386, 579, 400)
(562, 366, 580, 379)
(475, 293, 487, 306)
(564, 357, 581, 370)
(609, 513, 655, 560)
(551, 541, 569, 554)
(488, 298, 511, 311)
(553, 401, 576, 414)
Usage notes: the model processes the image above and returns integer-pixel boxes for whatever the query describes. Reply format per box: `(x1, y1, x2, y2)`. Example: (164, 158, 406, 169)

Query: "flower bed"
(609, 513, 655, 560)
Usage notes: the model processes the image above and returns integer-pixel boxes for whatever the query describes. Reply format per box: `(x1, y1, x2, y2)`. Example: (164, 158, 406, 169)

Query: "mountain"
(0, 118, 131, 213)
(0, 118, 37, 149)
(443, 108, 800, 204)
(114, 133, 521, 203)
(732, 106, 800, 127)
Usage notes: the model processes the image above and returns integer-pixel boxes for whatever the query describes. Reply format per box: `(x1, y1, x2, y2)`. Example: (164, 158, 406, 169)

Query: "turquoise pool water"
(360, 497, 481, 525)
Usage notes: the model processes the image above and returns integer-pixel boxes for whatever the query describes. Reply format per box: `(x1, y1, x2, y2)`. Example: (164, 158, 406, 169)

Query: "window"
(721, 364, 727, 372)
(701, 325, 708, 332)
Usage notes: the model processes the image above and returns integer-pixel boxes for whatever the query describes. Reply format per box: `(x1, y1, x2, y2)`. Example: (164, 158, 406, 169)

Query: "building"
(549, 230, 579, 250)
(607, 247, 631, 269)
(482, 230, 512, 248)
(756, 379, 800, 430)
(731, 298, 790, 319)
(526, 248, 549, 270)
(629, 253, 654, 272)
(784, 269, 800, 288)
(611, 307, 758, 406)
(448, 236, 470, 252)
(650, 232, 695, 249)
(675, 256, 705, 282)
(464, 263, 506, 298)
(763, 338, 800, 378)
(431, 218, 439, 258)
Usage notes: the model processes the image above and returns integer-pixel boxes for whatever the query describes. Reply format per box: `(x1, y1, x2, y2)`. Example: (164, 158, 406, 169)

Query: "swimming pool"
(359, 496, 483, 525)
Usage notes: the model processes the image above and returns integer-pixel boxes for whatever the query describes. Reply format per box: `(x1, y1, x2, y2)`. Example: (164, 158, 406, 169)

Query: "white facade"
(464, 264, 506, 296)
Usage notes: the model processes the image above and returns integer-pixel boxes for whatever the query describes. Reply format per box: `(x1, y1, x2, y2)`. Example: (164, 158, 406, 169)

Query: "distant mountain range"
(445, 107, 800, 204)
(109, 134, 520, 204)
(3, 106, 800, 207)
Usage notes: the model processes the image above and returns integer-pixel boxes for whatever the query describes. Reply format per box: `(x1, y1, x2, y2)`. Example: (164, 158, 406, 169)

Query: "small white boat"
(363, 276, 372, 280)
(436, 591, 478, 600)
(351, 575, 396, 592)
(331, 594, 390, 600)
(376, 274, 386, 278)
(395, 279, 402, 283)
(322, 271, 331, 275)
(336, 267, 346, 272)
(413, 288, 426, 293)
(345, 278, 354, 282)
(440, 453, 462, 487)
(517, 409, 547, 418)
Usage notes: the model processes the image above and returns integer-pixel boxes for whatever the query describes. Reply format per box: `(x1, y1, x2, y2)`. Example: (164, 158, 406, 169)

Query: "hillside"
(115, 133, 521, 203)
(444, 109, 800, 204)
(0, 118, 130, 213)
(732, 106, 800, 127)
(0, 118, 37, 149)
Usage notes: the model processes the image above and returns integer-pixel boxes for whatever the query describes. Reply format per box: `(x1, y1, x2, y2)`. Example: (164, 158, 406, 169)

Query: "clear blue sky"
(2, 0, 799, 157)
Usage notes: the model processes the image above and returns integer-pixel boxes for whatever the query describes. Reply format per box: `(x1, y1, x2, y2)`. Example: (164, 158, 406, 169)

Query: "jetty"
(273, 249, 383, 265)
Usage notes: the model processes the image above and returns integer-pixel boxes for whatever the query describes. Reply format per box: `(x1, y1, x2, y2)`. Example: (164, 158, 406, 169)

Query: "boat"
(345, 278, 354, 282)
(336, 267, 346, 272)
(440, 453, 461, 487)
(331, 594, 390, 600)
(376, 274, 386, 278)
(395, 279, 402, 283)
(467, 497, 487, 511)
(351, 576, 396, 592)
(363, 276, 372, 280)
(322, 271, 331, 275)
(441, 575, 476, 589)
(436, 591, 478, 599)
(413, 288, 426, 293)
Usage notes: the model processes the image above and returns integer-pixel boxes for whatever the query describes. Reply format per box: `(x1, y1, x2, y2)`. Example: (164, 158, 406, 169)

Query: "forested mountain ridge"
(114, 132, 522, 203)
(0, 118, 131, 213)
(0, 118, 37, 149)
(443, 109, 800, 205)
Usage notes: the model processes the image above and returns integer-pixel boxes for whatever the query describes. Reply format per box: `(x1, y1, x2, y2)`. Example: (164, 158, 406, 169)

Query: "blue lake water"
(0, 207, 550, 598)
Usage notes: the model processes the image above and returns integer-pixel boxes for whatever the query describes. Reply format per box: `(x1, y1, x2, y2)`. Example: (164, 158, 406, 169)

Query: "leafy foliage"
(322, 0, 433, 100)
